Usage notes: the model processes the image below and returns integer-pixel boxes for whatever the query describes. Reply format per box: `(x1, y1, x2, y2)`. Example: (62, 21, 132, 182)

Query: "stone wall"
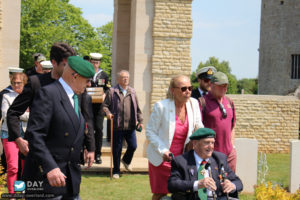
(0, 0, 2, 30)
(0, 0, 21, 90)
(151, 0, 193, 105)
(228, 94, 299, 153)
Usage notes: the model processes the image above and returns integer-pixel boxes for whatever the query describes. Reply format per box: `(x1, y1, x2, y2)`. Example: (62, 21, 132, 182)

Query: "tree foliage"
(191, 57, 238, 94)
(20, 0, 113, 77)
(237, 78, 258, 94)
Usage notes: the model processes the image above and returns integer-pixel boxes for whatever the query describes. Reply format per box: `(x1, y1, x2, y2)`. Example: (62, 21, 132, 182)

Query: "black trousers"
(93, 103, 104, 156)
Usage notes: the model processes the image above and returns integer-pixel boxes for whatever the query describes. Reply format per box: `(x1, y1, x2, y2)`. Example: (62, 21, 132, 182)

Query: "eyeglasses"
(219, 103, 227, 118)
(12, 81, 23, 86)
(175, 86, 193, 92)
(203, 79, 210, 83)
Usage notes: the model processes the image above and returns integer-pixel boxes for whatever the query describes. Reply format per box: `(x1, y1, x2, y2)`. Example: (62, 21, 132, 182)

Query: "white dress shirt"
(59, 78, 75, 108)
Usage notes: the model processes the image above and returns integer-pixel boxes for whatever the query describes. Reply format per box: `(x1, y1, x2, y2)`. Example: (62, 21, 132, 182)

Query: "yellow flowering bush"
(0, 163, 6, 196)
(256, 182, 300, 200)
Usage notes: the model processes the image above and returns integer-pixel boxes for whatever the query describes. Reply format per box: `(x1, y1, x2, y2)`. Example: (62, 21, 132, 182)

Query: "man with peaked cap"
(191, 66, 217, 99)
(88, 52, 110, 164)
(26, 53, 46, 76)
(199, 72, 237, 173)
(168, 128, 243, 200)
(41, 60, 53, 74)
(22, 56, 95, 199)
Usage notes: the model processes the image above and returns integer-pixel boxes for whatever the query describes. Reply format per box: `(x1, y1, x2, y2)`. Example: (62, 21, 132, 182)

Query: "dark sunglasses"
(175, 86, 193, 92)
(219, 103, 227, 118)
(203, 79, 210, 83)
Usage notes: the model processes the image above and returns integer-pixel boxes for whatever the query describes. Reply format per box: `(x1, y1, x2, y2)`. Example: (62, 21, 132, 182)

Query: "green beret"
(68, 56, 95, 78)
(189, 128, 216, 140)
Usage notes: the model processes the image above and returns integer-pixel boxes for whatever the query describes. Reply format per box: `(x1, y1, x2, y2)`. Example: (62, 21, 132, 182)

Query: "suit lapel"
(187, 151, 198, 182)
(209, 156, 220, 183)
(55, 81, 80, 133)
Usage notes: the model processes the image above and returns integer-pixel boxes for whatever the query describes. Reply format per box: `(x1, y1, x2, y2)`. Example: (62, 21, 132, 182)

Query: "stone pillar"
(112, 0, 131, 85)
(235, 138, 258, 193)
(0, 0, 21, 89)
(128, 0, 154, 157)
(151, 0, 193, 106)
(112, 0, 154, 157)
(290, 140, 300, 193)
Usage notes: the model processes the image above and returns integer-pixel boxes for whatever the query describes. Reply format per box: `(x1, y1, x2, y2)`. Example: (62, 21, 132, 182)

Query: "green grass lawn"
(0, 154, 291, 199)
(80, 153, 290, 200)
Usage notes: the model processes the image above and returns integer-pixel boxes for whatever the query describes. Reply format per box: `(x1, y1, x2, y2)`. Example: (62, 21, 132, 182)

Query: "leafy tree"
(237, 78, 258, 94)
(95, 22, 113, 78)
(20, 0, 113, 78)
(192, 57, 238, 94)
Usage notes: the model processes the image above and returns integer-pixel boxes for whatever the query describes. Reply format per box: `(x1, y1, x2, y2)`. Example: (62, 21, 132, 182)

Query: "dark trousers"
(93, 103, 104, 156)
(113, 130, 137, 174)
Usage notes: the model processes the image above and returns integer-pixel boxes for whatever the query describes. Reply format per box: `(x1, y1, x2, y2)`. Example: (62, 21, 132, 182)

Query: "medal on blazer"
(200, 168, 206, 176)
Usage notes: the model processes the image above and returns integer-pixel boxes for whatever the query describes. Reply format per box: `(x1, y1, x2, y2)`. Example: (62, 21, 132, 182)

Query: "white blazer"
(1, 91, 29, 133)
(146, 97, 203, 166)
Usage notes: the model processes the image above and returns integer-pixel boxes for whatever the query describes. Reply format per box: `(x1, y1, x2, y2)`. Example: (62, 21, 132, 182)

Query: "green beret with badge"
(68, 56, 95, 78)
(189, 128, 216, 140)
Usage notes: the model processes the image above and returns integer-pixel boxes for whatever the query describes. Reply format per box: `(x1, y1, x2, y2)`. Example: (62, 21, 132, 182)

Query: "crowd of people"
(0, 42, 242, 200)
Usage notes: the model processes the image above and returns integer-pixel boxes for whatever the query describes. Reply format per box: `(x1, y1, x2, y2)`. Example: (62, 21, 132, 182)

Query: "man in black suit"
(168, 128, 243, 200)
(7, 43, 95, 159)
(22, 56, 95, 199)
(191, 66, 216, 100)
(89, 52, 110, 164)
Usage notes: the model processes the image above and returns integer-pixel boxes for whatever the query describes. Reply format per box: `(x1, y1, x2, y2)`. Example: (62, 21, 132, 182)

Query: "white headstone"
(235, 138, 258, 193)
(290, 140, 300, 193)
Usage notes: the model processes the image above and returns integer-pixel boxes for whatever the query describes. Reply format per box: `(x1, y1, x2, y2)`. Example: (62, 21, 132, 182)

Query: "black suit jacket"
(168, 150, 243, 200)
(25, 67, 39, 77)
(7, 73, 95, 151)
(22, 81, 85, 195)
(191, 88, 204, 100)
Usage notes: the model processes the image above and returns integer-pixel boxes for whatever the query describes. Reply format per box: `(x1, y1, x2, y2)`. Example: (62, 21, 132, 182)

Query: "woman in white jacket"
(1, 72, 28, 194)
(146, 75, 203, 200)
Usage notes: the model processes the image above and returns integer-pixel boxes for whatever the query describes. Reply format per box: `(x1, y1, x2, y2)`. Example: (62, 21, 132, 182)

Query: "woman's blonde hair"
(166, 75, 190, 99)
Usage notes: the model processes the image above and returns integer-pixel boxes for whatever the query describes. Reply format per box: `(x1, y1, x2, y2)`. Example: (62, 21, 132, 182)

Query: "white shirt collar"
(118, 84, 128, 96)
(59, 77, 75, 107)
(193, 151, 209, 170)
(198, 87, 206, 96)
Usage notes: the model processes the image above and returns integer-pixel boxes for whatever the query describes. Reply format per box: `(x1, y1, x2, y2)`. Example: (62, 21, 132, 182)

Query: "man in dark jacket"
(22, 56, 95, 199)
(25, 53, 46, 76)
(103, 70, 143, 179)
(168, 128, 242, 200)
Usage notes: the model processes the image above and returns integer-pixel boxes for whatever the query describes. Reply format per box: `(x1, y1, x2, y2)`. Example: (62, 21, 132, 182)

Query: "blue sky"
(69, 0, 261, 80)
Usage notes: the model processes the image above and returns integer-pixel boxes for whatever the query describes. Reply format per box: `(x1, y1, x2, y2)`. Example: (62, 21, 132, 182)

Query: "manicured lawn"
(264, 153, 290, 189)
(0, 154, 291, 199)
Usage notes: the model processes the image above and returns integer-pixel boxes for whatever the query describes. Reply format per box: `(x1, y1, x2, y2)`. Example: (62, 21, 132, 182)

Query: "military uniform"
(89, 53, 110, 164)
